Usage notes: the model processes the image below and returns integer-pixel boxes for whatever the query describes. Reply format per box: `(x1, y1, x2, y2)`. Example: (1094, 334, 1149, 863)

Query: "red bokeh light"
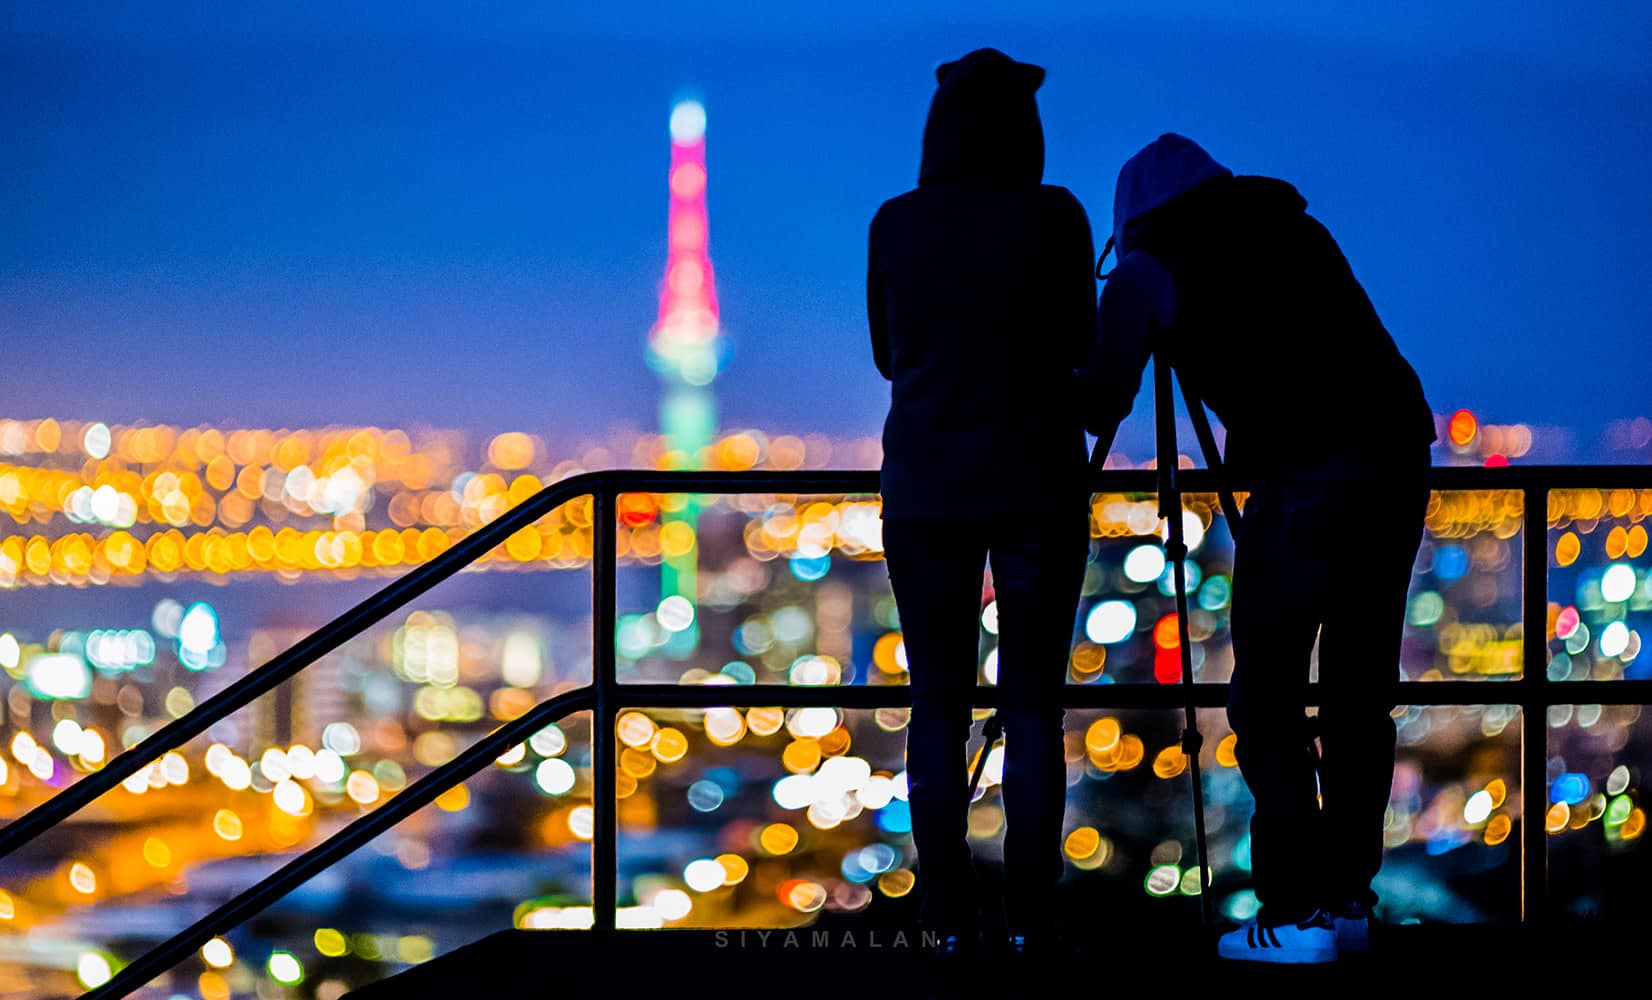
(1154, 648, 1182, 685)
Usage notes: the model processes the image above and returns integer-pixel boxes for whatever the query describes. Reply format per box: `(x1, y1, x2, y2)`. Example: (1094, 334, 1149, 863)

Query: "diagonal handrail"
(0, 473, 591, 862)
(0, 469, 874, 861)
(83, 687, 596, 1000)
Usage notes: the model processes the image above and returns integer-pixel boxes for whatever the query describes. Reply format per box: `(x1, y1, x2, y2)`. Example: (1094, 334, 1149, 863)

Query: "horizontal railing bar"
(1087, 465, 1652, 493)
(598, 465, 1652, 494)
(571, 470, 880, 493)
(84, 687, 597, 1000)
(613, 679, 1652, 710)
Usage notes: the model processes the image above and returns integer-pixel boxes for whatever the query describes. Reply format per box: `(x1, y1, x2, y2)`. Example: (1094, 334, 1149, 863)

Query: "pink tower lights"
(648, 99, 723, 392)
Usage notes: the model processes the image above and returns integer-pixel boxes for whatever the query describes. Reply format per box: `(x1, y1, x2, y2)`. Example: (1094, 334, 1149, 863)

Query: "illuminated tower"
(647, 98, 724, 652)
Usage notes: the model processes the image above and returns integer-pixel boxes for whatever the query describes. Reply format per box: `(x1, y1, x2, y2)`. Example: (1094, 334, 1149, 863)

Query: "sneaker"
(1328, 901, 1372, 954)
(1216, 911, 1338, 964)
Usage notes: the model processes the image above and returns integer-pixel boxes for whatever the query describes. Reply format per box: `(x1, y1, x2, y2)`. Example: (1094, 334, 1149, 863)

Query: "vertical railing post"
(592, 489, 618, 933)
(1520, 485, 1550, 922)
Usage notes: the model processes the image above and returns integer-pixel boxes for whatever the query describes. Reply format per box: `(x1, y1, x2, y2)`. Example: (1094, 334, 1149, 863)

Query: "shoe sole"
(1216, 941, 1338, 964)
(1217, 926, 1337, 965)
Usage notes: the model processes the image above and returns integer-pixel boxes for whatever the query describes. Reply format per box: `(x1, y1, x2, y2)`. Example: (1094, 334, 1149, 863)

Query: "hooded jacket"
(1081, 134, 1435, 482)
(868, 49, 1097, 517)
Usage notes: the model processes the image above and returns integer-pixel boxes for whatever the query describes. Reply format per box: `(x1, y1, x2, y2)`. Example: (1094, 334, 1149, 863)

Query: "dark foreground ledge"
(346, 920, 1647, 1000)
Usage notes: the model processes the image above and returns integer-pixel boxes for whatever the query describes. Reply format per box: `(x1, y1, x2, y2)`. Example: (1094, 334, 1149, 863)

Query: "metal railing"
(0, 467, 1646, 998)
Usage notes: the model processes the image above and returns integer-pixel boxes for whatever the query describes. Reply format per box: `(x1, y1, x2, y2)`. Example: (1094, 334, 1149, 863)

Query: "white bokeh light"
(1600, 621, 1631, 658)
(1085, 601, 1138, 644)
(652, 888, 693, 921)
(669, 101, 706, 145)
(683, 858, 727, 893)
(535, 758, 576, 795)
(1463, 789, 1494, 825)
(1601, 563, 1637, 603)
(1123, 545, 1167, 584)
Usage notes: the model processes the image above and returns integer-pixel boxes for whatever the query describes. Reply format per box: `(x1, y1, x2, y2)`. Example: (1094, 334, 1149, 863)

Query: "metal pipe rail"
(85, 688, 595, 1000)
(0, 470, 877, 862)
(0, 465, 1644, 999)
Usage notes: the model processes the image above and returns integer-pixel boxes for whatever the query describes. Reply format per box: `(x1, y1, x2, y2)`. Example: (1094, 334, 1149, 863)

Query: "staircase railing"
(0, 470, 872, 861)
(0, 466, 1645, 999)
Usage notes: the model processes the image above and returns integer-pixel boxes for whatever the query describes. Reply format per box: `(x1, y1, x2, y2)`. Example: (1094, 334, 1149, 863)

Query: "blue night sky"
(4, 2, 1649, 458)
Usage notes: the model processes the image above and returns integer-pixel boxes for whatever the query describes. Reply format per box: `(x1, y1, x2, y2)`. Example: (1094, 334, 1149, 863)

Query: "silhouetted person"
(1079, 134, 1435, 963)
(868, 48, 1095, 957)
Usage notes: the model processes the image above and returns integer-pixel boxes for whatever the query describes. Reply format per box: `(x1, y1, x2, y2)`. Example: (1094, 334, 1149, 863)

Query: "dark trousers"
(1227, 453, 1430, 924)
(882, 510, 1089, 934)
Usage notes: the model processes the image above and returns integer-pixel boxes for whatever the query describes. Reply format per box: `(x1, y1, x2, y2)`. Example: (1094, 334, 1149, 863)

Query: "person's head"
(918, 48, 1046, 186)
(1111, 133, 1232, 258)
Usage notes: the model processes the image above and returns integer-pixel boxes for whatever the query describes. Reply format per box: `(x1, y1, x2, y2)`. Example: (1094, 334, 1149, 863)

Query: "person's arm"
(867, 207, 892, 381)
(1077, 251, 1177, 464)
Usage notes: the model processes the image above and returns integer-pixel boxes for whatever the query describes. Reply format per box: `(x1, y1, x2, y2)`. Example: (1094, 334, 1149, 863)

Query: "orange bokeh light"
(1448, 409, 1479, 447)
(618, 493, 658, 529)
(1153, 614, 1181, 650)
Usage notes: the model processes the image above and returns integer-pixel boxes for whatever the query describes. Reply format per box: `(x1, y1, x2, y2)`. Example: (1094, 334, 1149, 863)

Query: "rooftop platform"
(346, 917, 1647, 1000)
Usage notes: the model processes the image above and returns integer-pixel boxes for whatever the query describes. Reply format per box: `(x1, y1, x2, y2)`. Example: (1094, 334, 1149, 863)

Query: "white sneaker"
(1217, 911, 1338, 964)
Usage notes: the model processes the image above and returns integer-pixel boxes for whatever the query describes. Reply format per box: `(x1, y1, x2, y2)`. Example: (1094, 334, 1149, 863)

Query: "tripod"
(1146, 349, 1244, 931)
(966, 348, 1240, 931)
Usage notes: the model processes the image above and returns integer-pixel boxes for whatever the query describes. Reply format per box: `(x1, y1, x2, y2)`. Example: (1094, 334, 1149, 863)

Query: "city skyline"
(5, 4, 1652, 458)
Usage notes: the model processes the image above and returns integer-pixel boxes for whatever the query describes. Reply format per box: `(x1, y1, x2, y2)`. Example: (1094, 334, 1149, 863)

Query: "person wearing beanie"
(867, 48, 1096, 960)
(1078, 134, 1436, 964)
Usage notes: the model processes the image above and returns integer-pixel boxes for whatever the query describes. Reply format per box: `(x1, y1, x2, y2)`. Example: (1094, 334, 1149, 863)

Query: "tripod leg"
(1154, 352, 1215, 929)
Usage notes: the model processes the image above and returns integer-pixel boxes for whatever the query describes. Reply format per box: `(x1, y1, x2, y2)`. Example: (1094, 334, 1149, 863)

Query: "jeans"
(882, 509, 1089, 934)
(1226, 453, 1430, 924)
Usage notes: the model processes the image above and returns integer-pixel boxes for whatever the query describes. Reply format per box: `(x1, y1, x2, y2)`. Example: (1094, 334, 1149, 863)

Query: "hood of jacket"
(918, 48, 1046, 186)
(1112, 133, 1232, 255)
